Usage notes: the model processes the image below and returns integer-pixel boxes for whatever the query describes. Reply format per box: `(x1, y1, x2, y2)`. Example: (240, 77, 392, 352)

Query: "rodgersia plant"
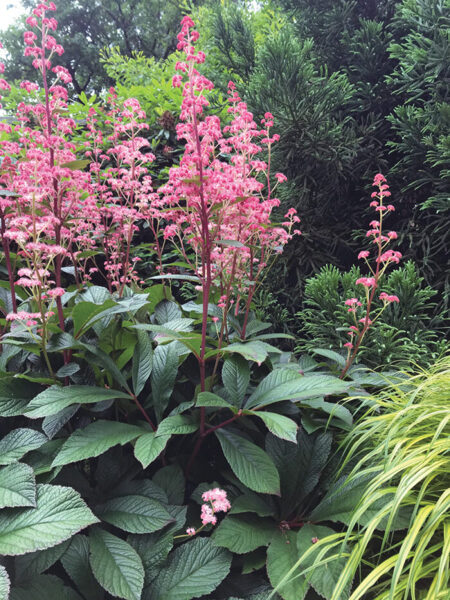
(0, 4, 395, 600)
(340, 174, 401, 377)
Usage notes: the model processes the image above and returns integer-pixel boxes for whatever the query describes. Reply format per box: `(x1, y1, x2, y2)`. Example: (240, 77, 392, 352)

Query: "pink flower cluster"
(185, 488, 231, 536)
(341, 174, 401, 371)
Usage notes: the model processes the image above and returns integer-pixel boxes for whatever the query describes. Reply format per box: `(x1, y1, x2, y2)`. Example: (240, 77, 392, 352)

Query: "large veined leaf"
(89, 527, 144, 600)
(0, 484, 98, 555)
(147, 537, 231, 600)
(51, 421, 143, 468)
(229, 492, 274, 517)
(25, 386, 131, 418)
(195, 392, 233, 409)
(156, 414, 199, 437)
(0, 566, 10, 600)
(212, 515, 276, 554)
(0, 429, 48, 465)
(222, 356, 250, 407)
(129, 528, 174, 585)
(215, 429, 280, 495)
(42, 405, 79, 439)
(246, 411, 298, 443)
(154, 300, 181, 324)
(266, 430, 332, 518)
(246, 372, 349, 409)
(209, 341, 281, 365)
(300, 397, 353, 427)
(152, 465, 185, 505)
(8, 574, 83, 600)
(72, 300, 115, 337)
(0, 463, 36, 509)
(61, 535, 104, 600)
(132, 330, 153, 396)
(14, 540, 70, 581)
(98, 494, 173, 534)
(0, 378, 42, 417)
(267, 531, 308, 600)
(134, 432, 170, 468)
(151, 342, 179, 422)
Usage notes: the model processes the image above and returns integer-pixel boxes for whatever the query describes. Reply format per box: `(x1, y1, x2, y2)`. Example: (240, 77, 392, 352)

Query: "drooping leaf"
(51, 421, 143, 468)
(25, 386, 130, 419)
(152, 465, 185, 505)
(0, 429, 48, 466)
(230, 493, 274, 518)
(61, 534, 104, 600)
(89, 527, 144, 600)
(151, 342, 179, 422)
(246, 372, 349, 410)
(147, 537, 231, 600)
(311, 349, 346, 368)
(98, 494, 173, 534)
(267, 531, 308, 600)
(134, 432, 170, 468)
(0, 566, 10, 600)
(129, 528, 174, 585)
(0, 484, 98, 555)
(132, 330, 153, 396)
(215, 429, 280, 495)
(56, 363, 80, 378)
(222, 356, 250, 407)
(9, 574, 83, 600)
(156, 414, 199, 437)
(266, 430, 332, 518)
(42, 405, 79, 439)
(247, 411, 298, 443)
(195, 392, 233, 409)
(154, 300, 181, 324)
(0, 378, 42, 417)
(0, 463, 36, 509)
(211, 341, 281, 365)
(14, 540, 70, 581)
(72, 300, 115, 337)
(212, 515, 276, 554)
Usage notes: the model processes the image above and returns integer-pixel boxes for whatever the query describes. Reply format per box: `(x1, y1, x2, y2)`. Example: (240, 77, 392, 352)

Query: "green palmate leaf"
(14, 540, 70, 581)
(0, 484, 98, 555)
(51, 421, 143, 468)
(212, 515, 276, 554)
(61, 535, 104, 600)
(0, 566, 10, 600)
(25, 385, 131, 418)
(247, 411, 298, 443)
(98, 494, 173, 534)
(267, 531, 308, 600)
(89, 527, 144, 600)
(215, 429, 280, 495)
(222, 355, 250, 407)
(0, 463, 36, 509)
(147, 537, 231, 600)
(196, 392, 233, 409)
(9, 574, 83, 600)
(156, 414, 199, 437)
(0, 378, 42, 417)
(134, 432, 170, 468)
(151, 342, 179, 422)
(0, 429, 48, 465)
(246, 371, 349, 410)
(132, 330, 153, 396)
